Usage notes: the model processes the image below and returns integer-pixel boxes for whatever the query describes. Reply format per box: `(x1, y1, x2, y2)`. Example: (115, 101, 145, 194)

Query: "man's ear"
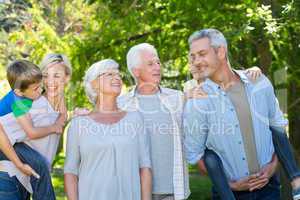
(14, 89, 24, 97)
(217, 46, 227, 60)
(132, 67, 140, 78)
(64, 75, 71, 84)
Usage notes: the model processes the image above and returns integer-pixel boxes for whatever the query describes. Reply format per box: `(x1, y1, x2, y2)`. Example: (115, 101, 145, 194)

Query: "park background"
(0, 0, 300, 199)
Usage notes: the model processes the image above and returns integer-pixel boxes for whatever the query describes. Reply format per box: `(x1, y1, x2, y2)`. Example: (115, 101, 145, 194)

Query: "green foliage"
(0, 0, 299, 108)
(0, 0, 31, 32)
(1, 1, 299, 198)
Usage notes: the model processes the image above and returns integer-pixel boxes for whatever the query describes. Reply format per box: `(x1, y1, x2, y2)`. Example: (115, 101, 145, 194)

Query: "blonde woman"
(0, 53, 71, 200)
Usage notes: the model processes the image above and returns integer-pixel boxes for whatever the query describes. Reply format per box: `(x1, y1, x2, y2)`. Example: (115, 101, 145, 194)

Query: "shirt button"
(242, 157, 246, 160)
(238, 141, 242, 144)
(230, 108, 234, 111)
(235, 124, 239, 128)
(245, 172, 249, 175)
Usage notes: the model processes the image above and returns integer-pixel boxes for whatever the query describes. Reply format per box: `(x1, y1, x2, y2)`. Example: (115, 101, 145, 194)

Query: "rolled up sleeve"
(183, 99, 208, 165)
(265, 77, 288, 127)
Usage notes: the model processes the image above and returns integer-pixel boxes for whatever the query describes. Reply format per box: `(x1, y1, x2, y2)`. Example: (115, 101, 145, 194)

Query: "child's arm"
(16, 113, 64, 140)
(183, 85, 208, 103)
(0, 124, 39, 178)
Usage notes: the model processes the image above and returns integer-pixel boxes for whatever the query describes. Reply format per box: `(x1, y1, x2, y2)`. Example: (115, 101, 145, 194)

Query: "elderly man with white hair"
(64, 59, 152, 200)
(118, 43, 190, 200)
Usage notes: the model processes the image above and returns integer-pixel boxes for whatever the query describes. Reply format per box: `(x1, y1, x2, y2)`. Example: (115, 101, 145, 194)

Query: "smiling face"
(91, 69, 122, 98)
(189, 37, 222, 80)
(42, 62, 70, 98)
(188, 62, 204, 82)
(133, 50, 161, 86)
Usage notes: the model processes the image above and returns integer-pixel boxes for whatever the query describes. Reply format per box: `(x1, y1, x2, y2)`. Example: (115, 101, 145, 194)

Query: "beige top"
(227, 80, 260, 174)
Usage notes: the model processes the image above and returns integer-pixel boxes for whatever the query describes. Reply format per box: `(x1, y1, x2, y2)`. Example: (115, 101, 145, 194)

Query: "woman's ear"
(64, 75, 71, 84)
(132, 67, 140, 79)
(90, 78, 98, 91)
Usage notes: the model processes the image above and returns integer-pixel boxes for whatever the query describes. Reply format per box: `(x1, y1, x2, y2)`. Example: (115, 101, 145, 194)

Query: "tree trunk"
(56, 0, 66, 36)
(288, 82, 300, 154)
(56, 0, 66, 155)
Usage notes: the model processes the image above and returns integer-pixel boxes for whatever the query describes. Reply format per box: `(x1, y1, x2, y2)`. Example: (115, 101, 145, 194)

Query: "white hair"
(126, 43, 158, 78)
(83, 59, 119, 104)
(40, 53, 72, 76)
(188, 28, 228, 51)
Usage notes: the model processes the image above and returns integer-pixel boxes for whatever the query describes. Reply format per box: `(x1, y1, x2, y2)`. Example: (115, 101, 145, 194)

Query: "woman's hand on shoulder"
(72, 107, 91, 117)
(185, 85, 208, 100)
(245, 66, 262, 81)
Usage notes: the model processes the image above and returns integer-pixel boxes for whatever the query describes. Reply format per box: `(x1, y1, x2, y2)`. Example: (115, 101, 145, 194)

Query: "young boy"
(0, 60, 65, 199)
(184, 65, 300, 200)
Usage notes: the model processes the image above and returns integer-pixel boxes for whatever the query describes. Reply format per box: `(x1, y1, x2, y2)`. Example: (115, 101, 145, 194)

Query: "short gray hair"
(188, 28, 228, 51)
(83, 59, 119, 104)
(126, 43, 158, 78)
(40, 53, 72, 76)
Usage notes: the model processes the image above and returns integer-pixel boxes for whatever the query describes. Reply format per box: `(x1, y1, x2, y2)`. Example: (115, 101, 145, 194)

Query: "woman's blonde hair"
(40, 53, 72, 76)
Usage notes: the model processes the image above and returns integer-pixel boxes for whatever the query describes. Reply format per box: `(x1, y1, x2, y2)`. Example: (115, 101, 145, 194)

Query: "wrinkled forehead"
(96, 68, 120, 79)
(189, 37, 211, 55)
(140, 50, 159, 61)
(102, 68, 120, 74)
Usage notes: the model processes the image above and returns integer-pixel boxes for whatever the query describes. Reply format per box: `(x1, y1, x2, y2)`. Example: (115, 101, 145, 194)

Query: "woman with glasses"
(64, 59, 152, 200)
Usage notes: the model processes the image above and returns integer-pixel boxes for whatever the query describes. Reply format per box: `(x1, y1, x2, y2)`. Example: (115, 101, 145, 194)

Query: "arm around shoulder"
(183, 99, 209, 165)
(16, 114, 62, 139)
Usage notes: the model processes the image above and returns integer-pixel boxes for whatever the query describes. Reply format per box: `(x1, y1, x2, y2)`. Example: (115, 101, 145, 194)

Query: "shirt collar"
(128, 85, 162, 98)
(203, 69, 250, 92)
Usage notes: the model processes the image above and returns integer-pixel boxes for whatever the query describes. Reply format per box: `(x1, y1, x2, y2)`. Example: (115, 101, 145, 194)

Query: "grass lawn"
(52, 157, 212, 200)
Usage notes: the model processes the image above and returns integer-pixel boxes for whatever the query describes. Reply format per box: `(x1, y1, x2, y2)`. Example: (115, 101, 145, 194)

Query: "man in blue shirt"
(183, 29, 287, 200)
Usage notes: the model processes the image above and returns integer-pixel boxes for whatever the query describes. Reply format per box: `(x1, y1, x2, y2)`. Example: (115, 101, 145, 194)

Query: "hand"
(72, 107, 91, 117)
(229, 174, 258, 191)
(230, 156, 278, 192)
(56, 113, 67, 127)
(249, 159, 277, 191)
(52, 124, 64, 134)
(17, 163, 40, 179)
(245, 66, 262, 81)
(185, 85, 207, 99)
(197, 159, 207, 175)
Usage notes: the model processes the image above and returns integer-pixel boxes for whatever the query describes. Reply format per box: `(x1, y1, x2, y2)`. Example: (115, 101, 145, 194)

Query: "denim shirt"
(183, 71, 288, 181)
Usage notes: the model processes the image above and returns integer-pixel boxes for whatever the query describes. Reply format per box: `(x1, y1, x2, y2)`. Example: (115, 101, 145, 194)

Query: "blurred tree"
(0, 2, 299, 198)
